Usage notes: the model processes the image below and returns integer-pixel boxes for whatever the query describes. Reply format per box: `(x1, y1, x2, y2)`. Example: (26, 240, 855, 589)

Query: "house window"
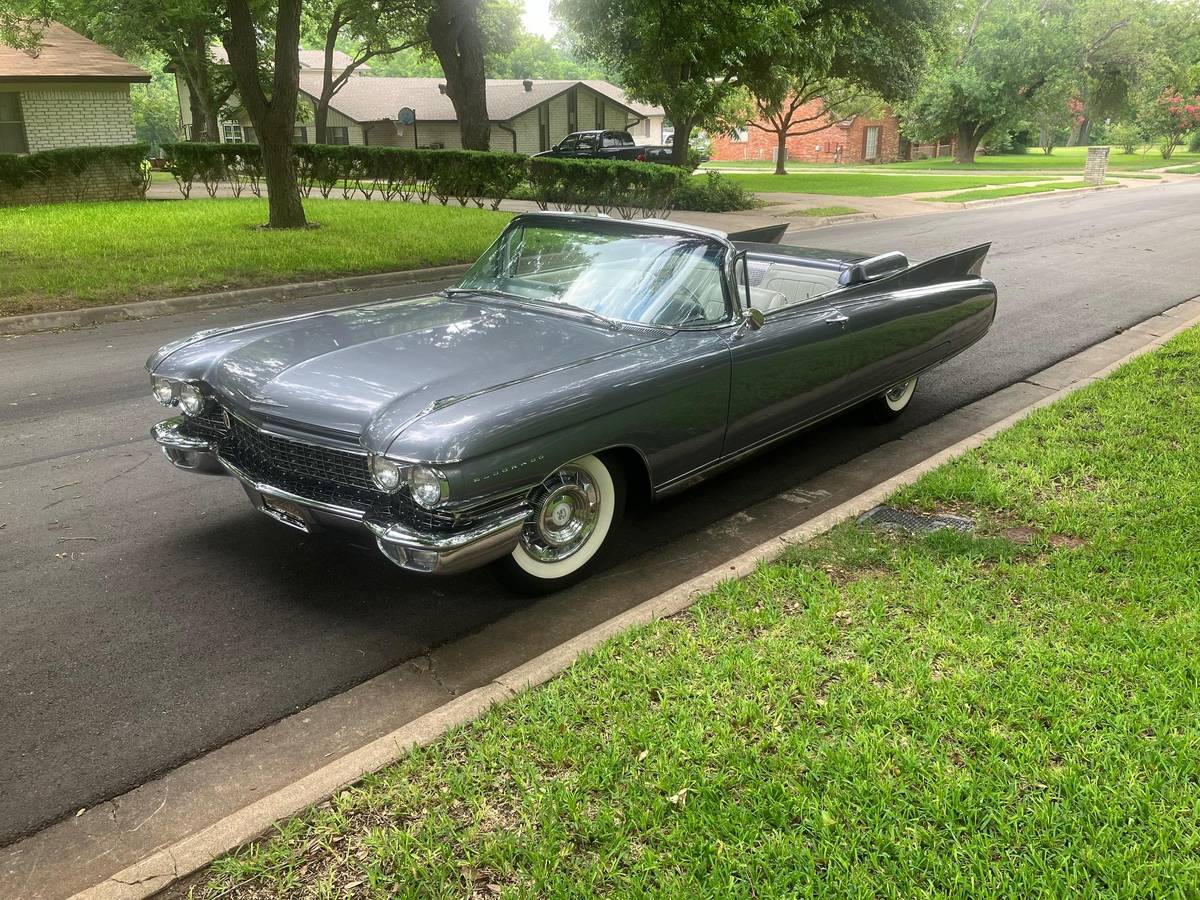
(595, 100, 605, 130)
(327, 126, 349, 145)
(731, 127, 748, 143)
(567, 89, 577, 133)
(864, 125, 880, 160)
(0, 93, 28, 154)
(222, 122, 243, 143)
(538, 104, 550, 152)
(643, 118, 651, 137)
(293, 126, 308, 143)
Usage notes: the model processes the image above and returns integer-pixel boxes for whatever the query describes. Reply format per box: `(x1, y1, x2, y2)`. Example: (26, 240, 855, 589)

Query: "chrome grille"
(178, 403, 457, 530)
(223, 413, 375, 492)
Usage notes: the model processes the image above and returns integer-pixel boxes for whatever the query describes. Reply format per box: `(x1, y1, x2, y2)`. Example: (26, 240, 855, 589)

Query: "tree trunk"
(668, 115, 693, 167)
(314, 96, 330, 144)
(223, 0, 307, 228)
(954, 123, 983, 164)
(774, 129, 788, 175)
(186, 78, 208, 142)
(427, 0, 490, 150)
(260, 120, 307, 225)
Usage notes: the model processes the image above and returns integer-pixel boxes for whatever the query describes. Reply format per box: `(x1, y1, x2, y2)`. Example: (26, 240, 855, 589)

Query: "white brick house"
(174, 52, 663, 155)
(0, 22, 149, 155)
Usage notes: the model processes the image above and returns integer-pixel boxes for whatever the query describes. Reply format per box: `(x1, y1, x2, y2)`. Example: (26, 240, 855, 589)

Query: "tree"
(303, 0, 425, 143)
(131, 58, 183, 153)
(902, 0, 1077, 164)
(426, 0, 492, 149)
(1138, 89, 1200, 159)
(222, 0, 308, 228)
(554, 0, 801, 166)
(727, 0, 941, 174)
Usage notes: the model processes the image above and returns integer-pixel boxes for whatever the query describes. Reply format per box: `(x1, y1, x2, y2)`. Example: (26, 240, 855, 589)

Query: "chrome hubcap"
(886, 379, 915, 404)
(521, 465, 601, 562)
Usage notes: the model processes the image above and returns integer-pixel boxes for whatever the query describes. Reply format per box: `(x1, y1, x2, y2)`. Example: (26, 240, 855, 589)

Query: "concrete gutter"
(0, 264, 472, 337)
(62, 293, 1200, 900)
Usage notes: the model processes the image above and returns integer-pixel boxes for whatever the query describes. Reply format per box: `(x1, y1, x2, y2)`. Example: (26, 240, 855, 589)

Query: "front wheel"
(867, 376, 918, 423)
(490, 454, 625, 595)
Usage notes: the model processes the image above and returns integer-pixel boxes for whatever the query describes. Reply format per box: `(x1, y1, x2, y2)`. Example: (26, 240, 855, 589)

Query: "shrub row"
(672, 171, 759, 212)
(0, 143, 150, 202)
(162, 143, 688, 218)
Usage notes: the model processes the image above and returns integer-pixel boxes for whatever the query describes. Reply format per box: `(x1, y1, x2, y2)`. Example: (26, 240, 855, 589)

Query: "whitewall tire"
(490, 453, 625, 594)
(868, 376, 918, 423)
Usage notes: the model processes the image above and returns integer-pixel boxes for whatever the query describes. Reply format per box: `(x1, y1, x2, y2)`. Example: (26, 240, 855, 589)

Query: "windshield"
(456, 221, 729, 327)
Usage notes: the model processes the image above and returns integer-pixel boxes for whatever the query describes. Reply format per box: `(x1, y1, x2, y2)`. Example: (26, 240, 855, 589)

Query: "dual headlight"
(151, 376, 207, 416)
(369, 455, 448, 509)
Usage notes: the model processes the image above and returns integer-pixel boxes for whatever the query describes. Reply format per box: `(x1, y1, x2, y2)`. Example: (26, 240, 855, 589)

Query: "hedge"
(162, 143, 686, 218)
(0, 143, 150, 202)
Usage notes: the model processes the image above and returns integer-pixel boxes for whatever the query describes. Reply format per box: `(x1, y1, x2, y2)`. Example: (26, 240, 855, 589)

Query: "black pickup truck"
(533, 130, 673, 163)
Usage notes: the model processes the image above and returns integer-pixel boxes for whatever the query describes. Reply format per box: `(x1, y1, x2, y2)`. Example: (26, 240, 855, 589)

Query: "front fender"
(387, 330, 732, 501)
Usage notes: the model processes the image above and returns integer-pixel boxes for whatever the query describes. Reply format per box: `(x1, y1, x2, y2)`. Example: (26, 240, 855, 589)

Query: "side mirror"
(734, 305, 764, 339)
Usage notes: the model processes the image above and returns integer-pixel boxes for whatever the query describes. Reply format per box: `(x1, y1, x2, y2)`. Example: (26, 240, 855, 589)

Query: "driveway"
(3, 178, 1199, 853)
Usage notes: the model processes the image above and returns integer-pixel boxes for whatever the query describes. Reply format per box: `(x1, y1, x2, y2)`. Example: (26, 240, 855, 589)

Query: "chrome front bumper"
(152, 417, 528, 576)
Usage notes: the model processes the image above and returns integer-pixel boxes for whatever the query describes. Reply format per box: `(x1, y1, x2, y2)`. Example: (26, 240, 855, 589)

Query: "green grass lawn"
(703, 146, 1200, 174)
(200, 325, 1200, 897)
(707, 171, 1052, 196)
(795, 204, 861, 217)
(925, 179, 1112, 203)
(0, 199, 510, 316)
(880, 145, 1200, 173)
(1166, 162, 1200, 174)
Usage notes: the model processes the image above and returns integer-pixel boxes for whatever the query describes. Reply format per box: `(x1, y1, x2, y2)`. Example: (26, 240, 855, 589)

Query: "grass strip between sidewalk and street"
(0, 199, 511, 317)
(793, 204, 861, 217)
(923, 180, 1115, 203)
(708, 171, 1050, 196)
(201, 326, 1200, 897)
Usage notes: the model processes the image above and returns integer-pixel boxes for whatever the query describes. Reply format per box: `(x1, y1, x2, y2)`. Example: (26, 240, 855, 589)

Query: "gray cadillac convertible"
(148, 213, 996, 593)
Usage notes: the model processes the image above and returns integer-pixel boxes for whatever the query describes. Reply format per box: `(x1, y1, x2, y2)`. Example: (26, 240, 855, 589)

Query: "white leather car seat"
(760, 266, 839, 307)
(747, 286, 790, 312)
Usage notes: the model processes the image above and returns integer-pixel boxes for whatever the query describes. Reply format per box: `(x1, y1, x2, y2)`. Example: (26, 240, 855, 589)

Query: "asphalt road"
(3, 180, 1199, 847)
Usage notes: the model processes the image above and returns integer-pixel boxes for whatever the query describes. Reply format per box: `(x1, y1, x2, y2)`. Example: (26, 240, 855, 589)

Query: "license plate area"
(259, 495, 312, 532)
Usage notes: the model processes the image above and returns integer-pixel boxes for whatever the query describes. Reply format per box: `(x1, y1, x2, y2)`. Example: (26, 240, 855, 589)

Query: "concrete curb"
(72, 298, 1200, 900)
(780, 211, 878, 230)
(0, 264, 471, 337)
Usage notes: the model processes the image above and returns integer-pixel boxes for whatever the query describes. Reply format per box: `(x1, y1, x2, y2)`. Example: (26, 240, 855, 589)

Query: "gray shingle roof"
(302, 74, 655, 124)
(0, 22, 149, 82)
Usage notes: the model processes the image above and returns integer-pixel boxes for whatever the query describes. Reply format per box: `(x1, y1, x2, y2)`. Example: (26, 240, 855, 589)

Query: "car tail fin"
(901, 242, 991, 285)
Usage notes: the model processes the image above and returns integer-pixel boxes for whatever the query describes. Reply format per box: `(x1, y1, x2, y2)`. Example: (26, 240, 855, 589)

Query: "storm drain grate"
(857, 505, 975, 534)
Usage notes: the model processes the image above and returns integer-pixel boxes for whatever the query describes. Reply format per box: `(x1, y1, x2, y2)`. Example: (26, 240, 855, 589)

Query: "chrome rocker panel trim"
(151, 417, 529, 576)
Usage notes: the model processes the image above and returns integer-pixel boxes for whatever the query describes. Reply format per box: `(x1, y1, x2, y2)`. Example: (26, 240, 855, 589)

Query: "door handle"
(824, 311, 849, 325)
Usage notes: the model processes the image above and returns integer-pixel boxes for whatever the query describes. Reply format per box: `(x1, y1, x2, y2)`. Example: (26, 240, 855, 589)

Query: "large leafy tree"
(303, 0, 426, 143)
(554, 0, 801, 166)
(728, 0, 941, 174)
(902, 0, 1078, 163)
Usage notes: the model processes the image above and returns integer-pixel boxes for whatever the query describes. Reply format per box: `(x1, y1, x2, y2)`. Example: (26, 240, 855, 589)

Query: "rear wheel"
(490, 454, 625, 595)
(867, 376, 918, 423)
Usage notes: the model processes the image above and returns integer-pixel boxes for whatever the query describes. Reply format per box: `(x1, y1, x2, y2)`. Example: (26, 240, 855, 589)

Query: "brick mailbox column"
(1084, 146, 1110, 186)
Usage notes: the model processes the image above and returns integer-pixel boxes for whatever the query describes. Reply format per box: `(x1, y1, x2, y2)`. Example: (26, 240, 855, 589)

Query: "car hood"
(165, 294, 661, 445)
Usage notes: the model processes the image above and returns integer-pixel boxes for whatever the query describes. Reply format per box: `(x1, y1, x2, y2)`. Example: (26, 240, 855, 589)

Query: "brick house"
(0, 22, 148, 155)
(709, 98, 905, 164)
